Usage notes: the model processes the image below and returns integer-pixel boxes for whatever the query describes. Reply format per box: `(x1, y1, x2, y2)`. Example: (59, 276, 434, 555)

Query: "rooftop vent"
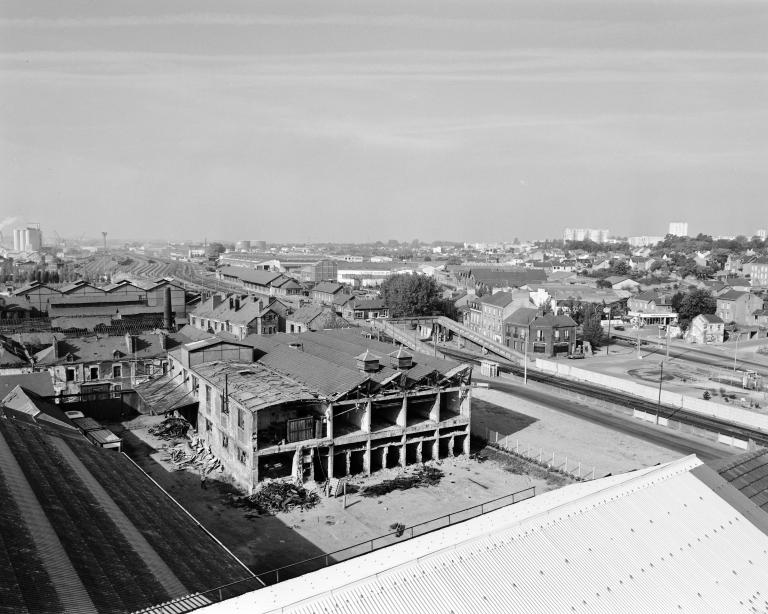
(388, 347, 413, 369)
(356, 350, 380, 372)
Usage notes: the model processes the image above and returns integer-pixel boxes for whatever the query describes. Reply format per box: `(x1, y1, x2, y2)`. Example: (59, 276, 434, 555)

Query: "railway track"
(434, 345, 768, 447)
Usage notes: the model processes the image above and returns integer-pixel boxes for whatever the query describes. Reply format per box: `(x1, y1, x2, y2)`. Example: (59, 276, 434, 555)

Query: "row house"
(715, 291, 764, 327)
(627, 291, 678, 326)
(311, 282, 347, 305)
(743, 257, 768, 287)
(189, 294, 283, 339)
(33, 332, 173, 396)
(342, 299, 390, 321)
(686, 314, 725, 345)
(285, 305, 350, 333)
(504, 309, 577, 357)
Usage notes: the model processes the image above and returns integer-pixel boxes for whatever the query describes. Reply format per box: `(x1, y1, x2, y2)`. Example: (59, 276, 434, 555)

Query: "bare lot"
(472, 387, 683, 475)
(112, 414, 568, 575)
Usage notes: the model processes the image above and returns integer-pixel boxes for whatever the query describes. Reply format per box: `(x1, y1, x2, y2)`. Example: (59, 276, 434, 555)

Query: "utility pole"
(733, 332, 740, 377)
(604, 305, 612, 356)
(523, 330, 528, 385)
(656, 360, 664, 424)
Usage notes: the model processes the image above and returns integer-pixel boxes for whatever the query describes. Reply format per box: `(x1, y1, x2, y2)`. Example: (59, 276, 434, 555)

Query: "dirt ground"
(110, 414, 567, 576)
(471, 387, 683, 475)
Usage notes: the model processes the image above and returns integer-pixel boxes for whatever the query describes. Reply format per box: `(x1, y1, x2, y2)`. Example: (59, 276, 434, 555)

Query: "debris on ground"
(227, 480, 320, 515)
(162, 435, 223, 475)
(358, 466, 444, 497)
(389, 522, 406, 537)
(148, 417, 191, 440)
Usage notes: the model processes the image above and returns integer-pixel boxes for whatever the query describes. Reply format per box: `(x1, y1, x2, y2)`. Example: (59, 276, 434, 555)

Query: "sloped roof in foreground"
(200, 455, 768, 614)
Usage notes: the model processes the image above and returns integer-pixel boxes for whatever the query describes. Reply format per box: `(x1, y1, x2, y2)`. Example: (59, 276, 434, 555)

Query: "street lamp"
(603, 305, 612, 355)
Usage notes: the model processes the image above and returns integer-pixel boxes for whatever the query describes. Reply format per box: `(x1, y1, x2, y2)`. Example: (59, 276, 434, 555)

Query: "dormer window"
(65, 353, 74, 363)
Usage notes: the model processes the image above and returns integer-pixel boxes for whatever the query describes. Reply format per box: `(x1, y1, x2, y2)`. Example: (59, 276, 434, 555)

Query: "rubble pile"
(164, 436, 223, 474)
(359, 466, 444, 497)
(227, 480, 320, 515)
(148, 417, 191, 440)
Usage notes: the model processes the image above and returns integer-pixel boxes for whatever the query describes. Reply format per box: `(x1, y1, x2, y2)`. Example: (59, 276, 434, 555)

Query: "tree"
(596, 279, 613, 289)
(581, 305, 605, 349)
(677, 289, 716, 329)
(379, 273, 441, 317)
(611, 260, 630, 276)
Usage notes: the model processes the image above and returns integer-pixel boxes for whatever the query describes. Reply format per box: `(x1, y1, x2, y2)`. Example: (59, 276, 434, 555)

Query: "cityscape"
(2, 2, 768, 613)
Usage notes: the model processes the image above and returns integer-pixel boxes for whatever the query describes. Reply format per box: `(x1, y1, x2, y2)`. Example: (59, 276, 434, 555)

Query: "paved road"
(481, 377, 735, 464)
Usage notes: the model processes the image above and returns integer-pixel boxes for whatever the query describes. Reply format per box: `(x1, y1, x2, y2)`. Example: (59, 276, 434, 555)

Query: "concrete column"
(326, 403, 334, 439)
(399, 439, 406, 468)
(365, 439, 372, 476)
(362, 400, 372, 433)
(448, 434, 455, 458)
(463, 427, 471, 456)
(460, 386, 471, 418)
(433, 430, 440, 460)
(397, 395, 407, 428)
(416, 440, 423, 464)
(382, 445, 388, 470)
(430, 392, 441, 423)
(327, 445, 334, 479)
(345, 450, 351, 477)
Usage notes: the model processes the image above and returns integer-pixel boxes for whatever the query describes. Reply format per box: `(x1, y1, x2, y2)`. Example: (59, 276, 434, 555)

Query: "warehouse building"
(157, 330, 472, 492)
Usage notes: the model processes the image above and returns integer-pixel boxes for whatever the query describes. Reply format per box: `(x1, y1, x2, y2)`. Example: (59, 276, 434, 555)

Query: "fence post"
(564, 457, 567, 472)
(218, 588, 223, 602)
(551, 451, 555, 468)
(577, 462, 581, 478)
(539, 448, 542, 463)
(495, 431, 498, 443)
(516, 439, 519, 453)
(276, 569, 279, 583)
(591, 467, 595, 480)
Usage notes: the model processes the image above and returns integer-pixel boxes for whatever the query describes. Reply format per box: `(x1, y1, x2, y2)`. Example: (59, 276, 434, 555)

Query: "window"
(191, 376, 199, 396)
(112, 364, 122, 378)
(237, 407, 244, 429)
(162, 361, 168, 374)
(564, 329, 570, 340)
(65, 367, 76, 382)
(237, 448, 248, 465)
(536, 329, 544, 342)
(89, 366, 99, 380)
(221, 434, 229, 449)
(205, 418, 212, 432)
(190, 316, 196, 325)
(205, 385, 211, 406)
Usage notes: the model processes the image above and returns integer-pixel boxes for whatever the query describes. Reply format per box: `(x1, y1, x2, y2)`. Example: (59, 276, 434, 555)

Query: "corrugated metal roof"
(193, 361, 317, 411)
(199, 456, 768, 614)
(258, 346, 368, 399)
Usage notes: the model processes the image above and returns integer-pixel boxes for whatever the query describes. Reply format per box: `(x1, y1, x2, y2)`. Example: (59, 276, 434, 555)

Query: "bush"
(703, 390, 711, 400)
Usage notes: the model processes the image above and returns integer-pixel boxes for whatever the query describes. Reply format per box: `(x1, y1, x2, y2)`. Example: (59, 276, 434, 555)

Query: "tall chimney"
(158, 332, 168, 350)
(125, 333, 136, 354)
(52, 335, 59, 360)
(163, 286, 173, 330)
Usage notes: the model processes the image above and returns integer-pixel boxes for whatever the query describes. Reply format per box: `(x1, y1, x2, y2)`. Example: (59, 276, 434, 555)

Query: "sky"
(1, 0, 767, 243)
